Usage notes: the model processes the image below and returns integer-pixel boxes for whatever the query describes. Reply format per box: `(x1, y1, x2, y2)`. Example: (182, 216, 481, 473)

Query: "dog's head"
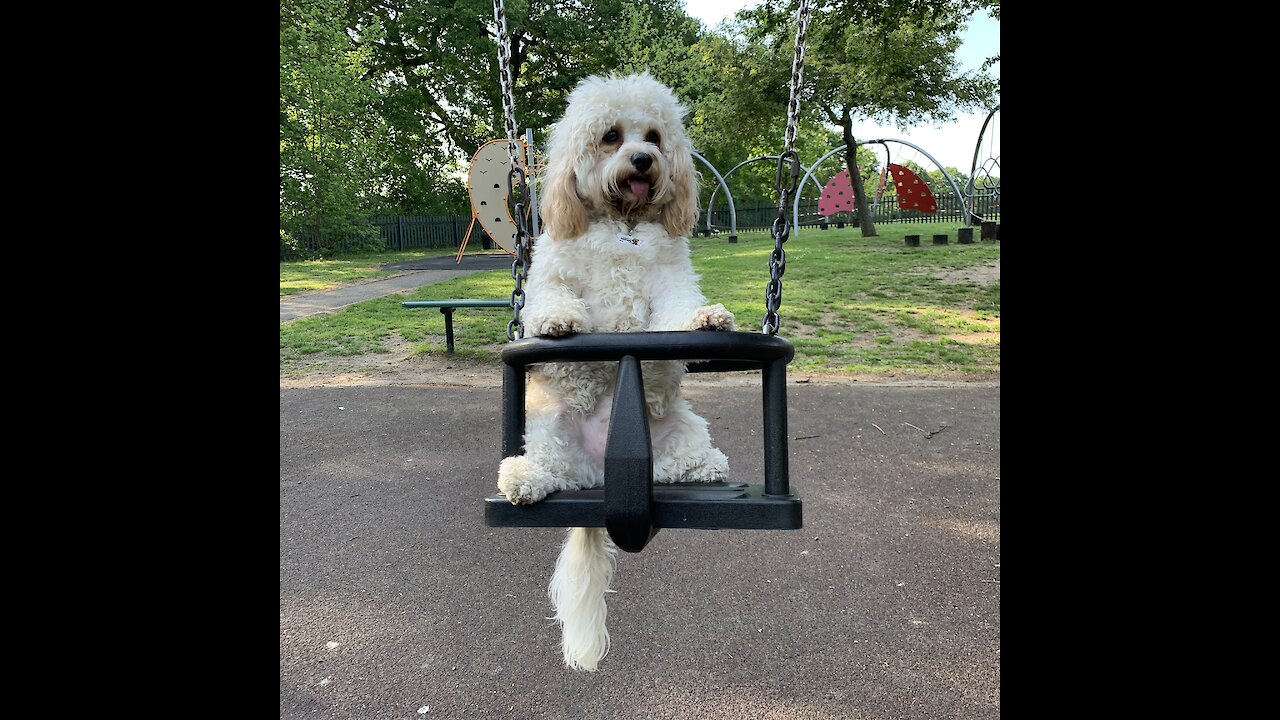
(540, 72, 700, 240)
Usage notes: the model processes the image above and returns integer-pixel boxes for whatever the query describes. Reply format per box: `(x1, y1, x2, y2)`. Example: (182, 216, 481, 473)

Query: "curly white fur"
(496, 73, 736, 672)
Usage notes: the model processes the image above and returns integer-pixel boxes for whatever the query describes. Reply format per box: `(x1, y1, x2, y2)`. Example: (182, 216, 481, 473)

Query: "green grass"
(279, 247, 462, 296)
(280, 221, 1000, 379)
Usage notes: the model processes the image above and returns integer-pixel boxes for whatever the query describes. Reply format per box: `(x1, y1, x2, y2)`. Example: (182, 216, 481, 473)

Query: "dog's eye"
(602, 129, 619, 143)
(645, 130, 660, 145)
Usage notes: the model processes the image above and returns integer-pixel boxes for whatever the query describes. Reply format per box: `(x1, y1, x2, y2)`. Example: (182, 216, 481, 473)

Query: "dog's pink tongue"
(628, 178, 650, 197)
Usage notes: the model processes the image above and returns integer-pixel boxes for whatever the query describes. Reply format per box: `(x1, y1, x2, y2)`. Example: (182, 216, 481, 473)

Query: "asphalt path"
(281, 253, 514, 323)
(280, 379, 1000, 719)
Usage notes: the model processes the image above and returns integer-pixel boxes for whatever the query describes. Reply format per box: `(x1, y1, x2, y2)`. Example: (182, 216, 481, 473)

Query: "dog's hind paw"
(653, 444, 730, 484)
(688, 304, 736, 332)
(502, 483, 545, 504)
(498, 456, 551, 505)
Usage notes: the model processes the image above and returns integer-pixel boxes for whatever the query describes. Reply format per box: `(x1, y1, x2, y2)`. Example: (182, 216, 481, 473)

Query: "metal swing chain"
(493, 0, 533, 341)
(763, 0, 812, 336)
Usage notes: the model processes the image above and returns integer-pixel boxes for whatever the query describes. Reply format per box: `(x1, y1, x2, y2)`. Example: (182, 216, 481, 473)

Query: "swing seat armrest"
(500, 330, 794, 367)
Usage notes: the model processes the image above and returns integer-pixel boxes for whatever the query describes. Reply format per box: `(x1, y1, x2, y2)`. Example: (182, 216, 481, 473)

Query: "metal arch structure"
(965, 106, 1000, 224)
(691, 150, 739, 242)
(706, 156, 828, 237)
(791, 139, 970, 235)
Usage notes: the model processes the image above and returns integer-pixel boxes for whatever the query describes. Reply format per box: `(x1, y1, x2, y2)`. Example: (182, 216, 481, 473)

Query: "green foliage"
(678, 27, 790, 203)
(280, 0, 390, 248)
(280, 229, 314, 262)
(351, 0, 702, 160)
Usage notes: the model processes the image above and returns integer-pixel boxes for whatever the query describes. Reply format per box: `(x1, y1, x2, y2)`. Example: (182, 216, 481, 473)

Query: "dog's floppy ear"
(541, 153, 588, 241)
(662, 136, 701, 238)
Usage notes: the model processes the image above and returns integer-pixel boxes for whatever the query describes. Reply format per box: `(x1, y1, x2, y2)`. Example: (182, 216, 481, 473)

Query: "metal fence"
(705, 191, 1000, 234)
(282, 190, 1001, 259)
(281, 215, 476, 260)
(369, 214, 473, 250)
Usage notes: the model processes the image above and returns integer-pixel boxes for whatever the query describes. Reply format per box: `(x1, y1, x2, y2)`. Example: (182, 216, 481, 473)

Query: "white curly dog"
(496, 72, 736, 671)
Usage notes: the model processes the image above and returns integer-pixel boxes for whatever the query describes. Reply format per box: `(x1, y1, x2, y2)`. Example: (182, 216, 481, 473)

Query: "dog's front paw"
(527, 301, 590, 337)
(531, 315, 584, 337)
(687, 304, 736, 332)
(498, 456, 550, 505)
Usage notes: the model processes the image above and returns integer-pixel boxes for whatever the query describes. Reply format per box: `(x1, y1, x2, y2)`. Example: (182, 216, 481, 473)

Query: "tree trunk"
(841, 109, 877, 237)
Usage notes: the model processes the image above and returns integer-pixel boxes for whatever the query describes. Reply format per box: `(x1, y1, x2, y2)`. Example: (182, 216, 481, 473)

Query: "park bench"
(402, 299, 510, 353)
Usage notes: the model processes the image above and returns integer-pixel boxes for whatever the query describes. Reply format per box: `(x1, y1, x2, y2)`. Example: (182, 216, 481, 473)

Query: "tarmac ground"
(280, 378, 1000, 719)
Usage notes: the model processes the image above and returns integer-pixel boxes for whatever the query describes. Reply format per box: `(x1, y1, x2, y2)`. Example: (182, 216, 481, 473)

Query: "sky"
(682, 1, 1000, 174)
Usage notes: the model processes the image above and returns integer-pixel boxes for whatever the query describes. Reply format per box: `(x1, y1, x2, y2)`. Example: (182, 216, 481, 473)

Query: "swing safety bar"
(485, 331, 803, 552)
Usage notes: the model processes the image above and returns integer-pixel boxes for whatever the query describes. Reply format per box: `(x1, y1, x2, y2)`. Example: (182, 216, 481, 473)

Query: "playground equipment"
(966, 105, 1001, 224)
(792, 139, 968, 235)
(457, 129, 544, 261)
(705, 156, 826, 239)
(461, 138, 524, 257)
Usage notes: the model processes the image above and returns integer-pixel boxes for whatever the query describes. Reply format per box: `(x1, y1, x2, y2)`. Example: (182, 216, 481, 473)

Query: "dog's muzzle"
(625, 153, 653, 200)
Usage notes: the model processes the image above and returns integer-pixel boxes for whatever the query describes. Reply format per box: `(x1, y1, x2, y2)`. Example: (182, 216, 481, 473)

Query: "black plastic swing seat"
(490, 330, 802, 552)
(485, 481, 803, 530)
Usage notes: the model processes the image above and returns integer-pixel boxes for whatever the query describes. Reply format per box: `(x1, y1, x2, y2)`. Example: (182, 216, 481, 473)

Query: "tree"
(352, 1, 698, 159)
(675, 25, 791, 204)
(674, 19, 855, 210)
(743, 0, 998, 236)
(346, 0, 703, 213)
(280, 0, 389, 255)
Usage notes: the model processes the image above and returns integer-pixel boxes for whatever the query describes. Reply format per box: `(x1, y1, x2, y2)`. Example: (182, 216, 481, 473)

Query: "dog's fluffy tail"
(548, 526, 617, 671)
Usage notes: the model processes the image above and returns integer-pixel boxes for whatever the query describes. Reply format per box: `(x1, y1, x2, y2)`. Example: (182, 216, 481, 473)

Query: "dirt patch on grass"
(945, 331, 1000, 345)
(281, 335, 504, 389)
(930, 259, 1000, 285)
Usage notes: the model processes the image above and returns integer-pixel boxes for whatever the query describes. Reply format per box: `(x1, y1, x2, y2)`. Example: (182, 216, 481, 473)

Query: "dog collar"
(615, 220, 643, 246)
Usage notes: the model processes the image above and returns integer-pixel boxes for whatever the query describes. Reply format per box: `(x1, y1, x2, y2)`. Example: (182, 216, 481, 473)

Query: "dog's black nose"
(630, 152, 652, 172)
